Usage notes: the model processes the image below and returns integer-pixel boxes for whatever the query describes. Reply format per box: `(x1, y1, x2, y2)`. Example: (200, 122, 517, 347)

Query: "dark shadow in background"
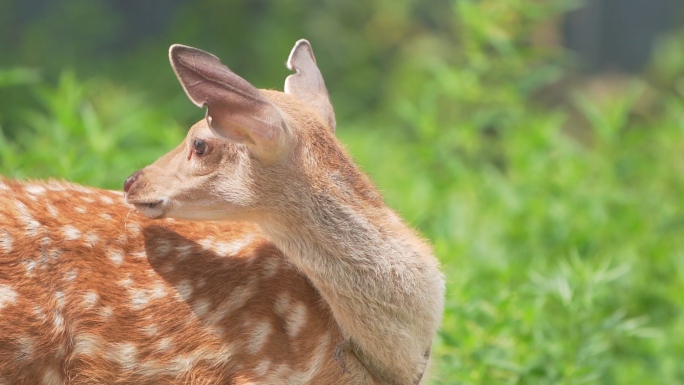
(564, 0, 677, 73)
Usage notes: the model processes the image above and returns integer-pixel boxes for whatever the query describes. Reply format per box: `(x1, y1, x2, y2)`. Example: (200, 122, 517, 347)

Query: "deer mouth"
(130, 199, 167, 219)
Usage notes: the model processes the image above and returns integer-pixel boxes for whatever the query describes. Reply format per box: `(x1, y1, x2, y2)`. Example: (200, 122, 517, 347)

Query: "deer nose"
(123, 170, 142, 194)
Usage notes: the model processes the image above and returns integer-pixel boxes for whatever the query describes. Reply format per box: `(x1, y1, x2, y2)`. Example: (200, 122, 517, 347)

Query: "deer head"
(123, 40, 361, 223)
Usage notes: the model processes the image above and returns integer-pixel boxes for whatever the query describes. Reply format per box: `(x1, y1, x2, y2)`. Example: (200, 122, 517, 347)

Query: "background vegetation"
(2, 0, 684, 383)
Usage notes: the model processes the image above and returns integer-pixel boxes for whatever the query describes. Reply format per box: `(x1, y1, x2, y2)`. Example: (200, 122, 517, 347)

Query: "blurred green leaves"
(0, 68, 183, 188)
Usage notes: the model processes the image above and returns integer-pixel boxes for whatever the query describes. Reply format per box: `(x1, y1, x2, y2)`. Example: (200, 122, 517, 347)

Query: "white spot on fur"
(108, 249, 124, 266)
(70, 185, 94, 194)
(118, 277, 133, 288)
(0, 285, 18, 310)
(132, 250, 147, 259)
(150, 281, 167, 299)
(33, 305, 46, 321)
(54, 291, 65, 309)
(274, 293, 292, 316)
(255, 359, 272, 376)
(53, 311, 64, 333)
(14, 335, 34, 362)
(141, 323, 158, 336)
(175, 244, 195, 260)
(25, 184, 46, 195)
(282, 334, 331, 383)
(83, 232, 99, 247)
(45, 182, 66, 192)
(0, 181, 8, 190)
(286, 302, 308, 338)
(83, 291, 98, 308)
(0, 230, 12, 253)
(46, 203, 59, 217)
(64, 269, 78, 282)
(75, 206, 87, 214)
(207, 280, 257, 325)
(247, 320, 272, 355)
(214, 239, 249, 256)
(129, 283, 166, 311)
(192, 298, 212, 317)
(24, 260, 37, 276)
(62, 225, 81, 241)
(175, 280, 194, 302)
(127, 224, 141, 237)
(261, 258, 280, 279)
(99, 195, 114, 204)
(41, 367, 63, 385)
(73, 333, 102, 356)
(100, 306, 113, 319)
(264, 364, 295, 383)
(130, 289, 150, 310)
(208, 325, 225, 337)
(15, 200, 41, 237)
(108, 343, 137, 370)
(155, 239, 172, 255)
(199, 237, 216, 250)
(156, 337, 174, 352)
(199, 235, 253, 257)
(167, 345, 233, 374)
(99, 213, 112, 221)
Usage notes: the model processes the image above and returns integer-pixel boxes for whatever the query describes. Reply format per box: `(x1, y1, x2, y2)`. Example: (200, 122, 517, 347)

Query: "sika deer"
(125, 39, 445, 384)
(0, 40, 444, 385)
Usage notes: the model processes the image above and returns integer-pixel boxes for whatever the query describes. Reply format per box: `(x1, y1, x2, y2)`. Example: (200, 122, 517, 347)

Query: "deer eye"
(193, 139, 208, 156)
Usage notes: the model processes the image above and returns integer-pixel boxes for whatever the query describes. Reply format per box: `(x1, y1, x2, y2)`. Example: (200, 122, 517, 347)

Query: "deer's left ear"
(169, 44, 286, 162)
(284, 39, 336, 131)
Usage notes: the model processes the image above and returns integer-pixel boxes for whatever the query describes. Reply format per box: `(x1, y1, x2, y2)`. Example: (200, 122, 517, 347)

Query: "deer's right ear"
(169, 44, 286, 161)
(284, 40, 336, 131)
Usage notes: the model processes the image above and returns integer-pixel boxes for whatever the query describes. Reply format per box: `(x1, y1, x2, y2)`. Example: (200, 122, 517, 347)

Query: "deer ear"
(169, 44, 286, 161)
(284, 39, 336, 131)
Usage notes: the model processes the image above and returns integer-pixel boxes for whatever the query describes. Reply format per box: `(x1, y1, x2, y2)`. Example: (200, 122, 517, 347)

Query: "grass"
(2, 1, 684, 383)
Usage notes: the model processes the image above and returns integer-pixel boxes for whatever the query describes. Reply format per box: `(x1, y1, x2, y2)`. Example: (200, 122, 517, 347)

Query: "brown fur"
(0, 179, 358, 384)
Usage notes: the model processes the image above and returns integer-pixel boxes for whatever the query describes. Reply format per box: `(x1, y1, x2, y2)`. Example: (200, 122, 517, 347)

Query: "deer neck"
(260, 188, 403, 284)
(257, 185, 436, 385)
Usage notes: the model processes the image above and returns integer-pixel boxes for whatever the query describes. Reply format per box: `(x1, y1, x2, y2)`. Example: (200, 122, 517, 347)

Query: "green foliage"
(2, 0, 684, 384)
(0, 70, 183, 189)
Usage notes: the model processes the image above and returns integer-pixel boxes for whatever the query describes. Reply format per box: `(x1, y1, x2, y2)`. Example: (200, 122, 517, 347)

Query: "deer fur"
(0, 39, 444, 385)
(125, 39, 445, 384)
(0, 179, 350, 384)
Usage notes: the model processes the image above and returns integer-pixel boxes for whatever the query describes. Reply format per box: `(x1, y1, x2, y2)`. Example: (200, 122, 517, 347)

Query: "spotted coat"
(0, 179, 352, 384)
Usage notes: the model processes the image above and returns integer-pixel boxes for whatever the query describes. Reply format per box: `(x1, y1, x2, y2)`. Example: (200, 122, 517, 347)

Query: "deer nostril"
(123, 170, 142, 194)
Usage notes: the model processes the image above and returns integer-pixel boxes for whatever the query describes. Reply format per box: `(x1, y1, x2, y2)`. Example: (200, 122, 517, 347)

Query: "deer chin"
(129, 198, 168, 219)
